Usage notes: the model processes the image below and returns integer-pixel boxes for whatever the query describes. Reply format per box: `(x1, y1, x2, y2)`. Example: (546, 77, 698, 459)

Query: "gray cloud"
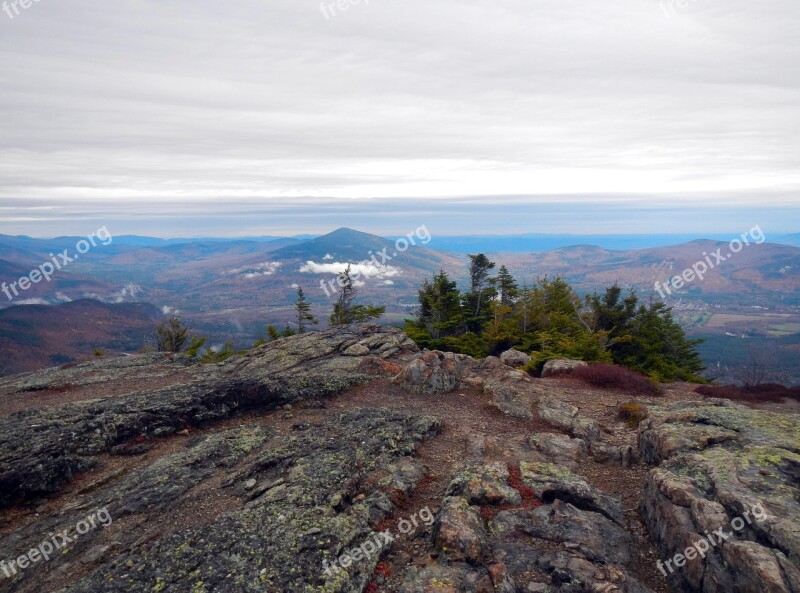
(0, 0, 798, 235)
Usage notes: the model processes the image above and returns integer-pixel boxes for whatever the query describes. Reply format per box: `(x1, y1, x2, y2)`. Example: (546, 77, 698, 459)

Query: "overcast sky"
(0, 0, 798, 237)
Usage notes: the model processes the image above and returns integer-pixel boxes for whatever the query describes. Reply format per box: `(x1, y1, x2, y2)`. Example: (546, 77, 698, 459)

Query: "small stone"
(244, 479, 257, 490)
(81, 545, 111, 564)
(176, 429, 190, 436)
(343, 343, 370, 356)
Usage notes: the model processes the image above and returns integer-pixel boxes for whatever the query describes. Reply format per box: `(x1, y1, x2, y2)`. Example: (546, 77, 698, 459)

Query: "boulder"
(484, 374, 535, 419)
(639, 400, 800, 593)
(527, 433, 587, 468)
(537, 550, 655, 593)
(520, 461, 625, 525)
(538, 396, 602, 442)
(446, 461, 522, 506)
(2, 408, 442, 593)
(343, 343, 370, 356)
(500, 349, 531, 368)
(434, 496, 490, 564)
(540, 358, 588, 377)
(492, 499, 632, 565)
(392, 349, 466, 394)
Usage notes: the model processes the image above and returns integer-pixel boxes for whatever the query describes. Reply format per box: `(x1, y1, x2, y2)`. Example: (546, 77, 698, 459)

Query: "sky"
(0, 0, 798, 237)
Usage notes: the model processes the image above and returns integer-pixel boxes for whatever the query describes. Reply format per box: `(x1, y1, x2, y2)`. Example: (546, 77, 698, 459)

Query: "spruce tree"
(463, 254, 496, 332)
(294, 286, 318, 333)
(156, 316, 190, 353)
(329, 265, 385, 325)
(496, 265, 519, 305)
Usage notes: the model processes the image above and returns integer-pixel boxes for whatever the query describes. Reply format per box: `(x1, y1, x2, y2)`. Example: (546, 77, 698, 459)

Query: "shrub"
(156, 316, 189, 353)
(570, 363, 663, 396)
(617, 402, 649, 428)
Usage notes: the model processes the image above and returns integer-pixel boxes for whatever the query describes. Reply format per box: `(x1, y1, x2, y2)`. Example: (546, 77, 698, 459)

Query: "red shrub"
(695, 383, 800, 403)
(570, 364, 663, 396)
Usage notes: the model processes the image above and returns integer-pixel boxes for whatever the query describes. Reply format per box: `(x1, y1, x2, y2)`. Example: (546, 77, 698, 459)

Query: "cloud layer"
(1, 0, 798, 235)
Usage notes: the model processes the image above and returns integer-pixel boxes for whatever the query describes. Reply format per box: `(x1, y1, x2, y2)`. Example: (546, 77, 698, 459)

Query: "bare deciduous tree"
(732, 344, 768, 389)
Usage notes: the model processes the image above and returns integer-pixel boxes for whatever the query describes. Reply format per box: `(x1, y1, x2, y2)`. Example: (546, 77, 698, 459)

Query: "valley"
(1, 229, 799, 383)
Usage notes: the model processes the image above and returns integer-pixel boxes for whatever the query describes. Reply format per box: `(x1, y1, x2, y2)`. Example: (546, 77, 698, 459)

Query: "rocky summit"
(0, 324, 797, 593)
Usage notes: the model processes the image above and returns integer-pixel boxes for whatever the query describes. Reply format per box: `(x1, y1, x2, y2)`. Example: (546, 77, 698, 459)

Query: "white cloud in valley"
(299, 261, 402, 279)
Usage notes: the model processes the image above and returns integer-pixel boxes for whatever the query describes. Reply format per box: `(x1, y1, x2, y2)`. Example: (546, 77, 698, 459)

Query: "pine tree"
(463, 254, 496, 332)
(329, 265, 385, 325)
(496, 265, 519, 305)
(156, 315, 190, 353)
(294, 286, 318, 334)
(330, 266, 358, 326)
(417, 270, 464, 339)
(589, 287, 705, 381)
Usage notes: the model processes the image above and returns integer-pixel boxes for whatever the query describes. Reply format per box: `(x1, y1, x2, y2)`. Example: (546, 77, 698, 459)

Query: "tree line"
(404, 255, 705, 382)
(153, 254, 703, 382)
(155, 264, 384, 362)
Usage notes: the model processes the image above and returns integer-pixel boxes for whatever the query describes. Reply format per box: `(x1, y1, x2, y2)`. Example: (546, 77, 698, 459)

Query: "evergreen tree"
(518, 277, 611, 367)
(402, 263, 705, 383)
(330, 265, 358, 326)
(589, 284, 637, 336)
(463, 254, 496, 332)
(156, 315, 190, 353)
(589, 287, 705, 381)
(294, 286, 318, 333)
(496, 265, 519, 305)
(185, 335, 207, 357)
(329, 265, 385, 325)
(416, 270, 464, 339)
(614, 301, 705, 381)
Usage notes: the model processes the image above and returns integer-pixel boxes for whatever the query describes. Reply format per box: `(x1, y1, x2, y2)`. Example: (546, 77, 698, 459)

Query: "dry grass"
(617, 402, 649, 428)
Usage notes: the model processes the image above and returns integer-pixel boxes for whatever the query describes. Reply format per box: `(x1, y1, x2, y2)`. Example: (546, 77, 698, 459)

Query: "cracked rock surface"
(0, 327, 798, 593)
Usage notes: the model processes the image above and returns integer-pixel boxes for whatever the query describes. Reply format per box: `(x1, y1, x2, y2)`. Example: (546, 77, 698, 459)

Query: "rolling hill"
(1, 229, 798, 381)
(0, 299, 162, 375)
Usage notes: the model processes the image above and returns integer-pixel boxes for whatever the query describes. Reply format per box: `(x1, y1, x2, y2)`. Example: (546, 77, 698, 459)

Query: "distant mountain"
(1, 229, 798, 380)
(0, 299, 162, 375)
(0, 258, 120, 306)
(776, 233, 800, 248)
(424, 233, 756, 253)
(269, 227, 456, 274)
(496, 240, 800, 306)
